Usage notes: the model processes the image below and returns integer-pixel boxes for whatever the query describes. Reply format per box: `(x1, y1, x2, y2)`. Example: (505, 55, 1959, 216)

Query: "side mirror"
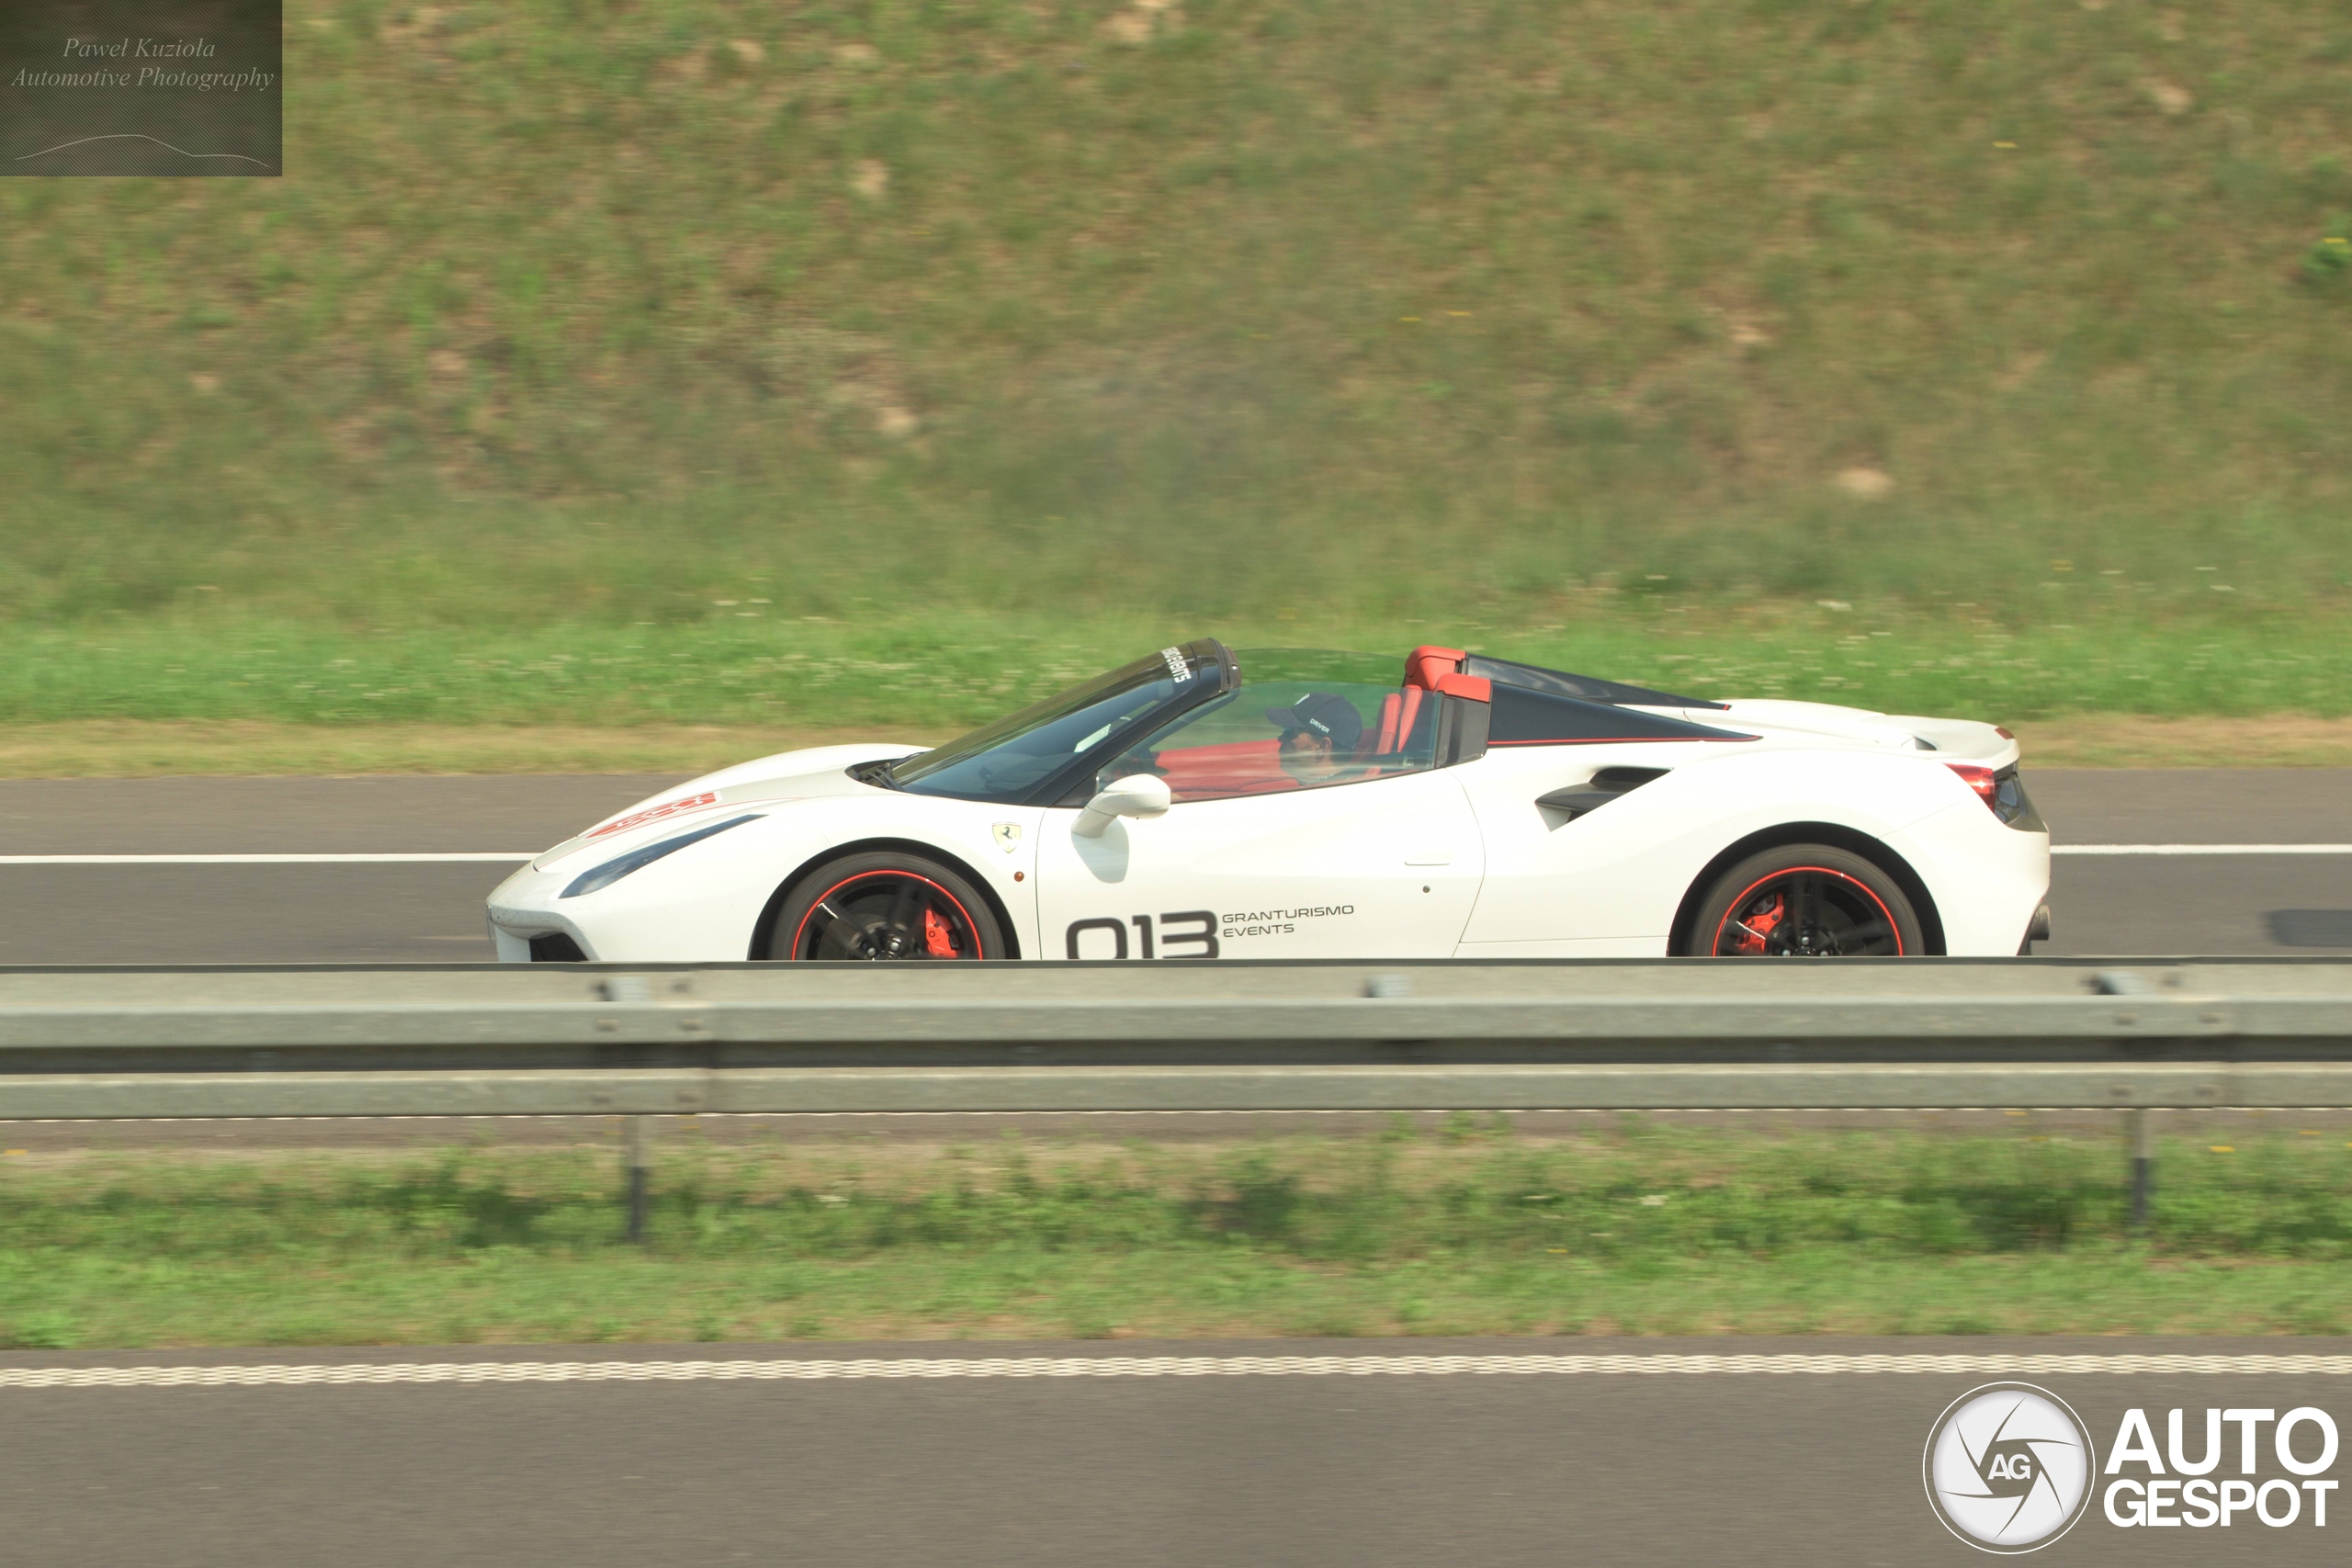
(1074, 773, 1172, 839)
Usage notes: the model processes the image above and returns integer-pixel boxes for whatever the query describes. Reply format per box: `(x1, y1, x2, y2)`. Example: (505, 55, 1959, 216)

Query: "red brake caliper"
(923, 905, 958, 958)
(1731, 891, 1784, 955)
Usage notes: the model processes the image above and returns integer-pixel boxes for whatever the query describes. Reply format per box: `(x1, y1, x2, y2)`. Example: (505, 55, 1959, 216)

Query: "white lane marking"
(2053, 844, 2352, 856)
(0, 853, 536, 865)
(6, 1353, 2352, 1390)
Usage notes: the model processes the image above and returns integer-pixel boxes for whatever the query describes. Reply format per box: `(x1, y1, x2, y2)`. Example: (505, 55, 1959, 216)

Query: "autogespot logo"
(1923, 1383, 2095, 1552)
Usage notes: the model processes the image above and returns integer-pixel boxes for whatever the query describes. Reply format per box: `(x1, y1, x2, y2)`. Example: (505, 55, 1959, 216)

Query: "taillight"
(1947, 763, 2000, 812)
(1948, 762, 2038, 829)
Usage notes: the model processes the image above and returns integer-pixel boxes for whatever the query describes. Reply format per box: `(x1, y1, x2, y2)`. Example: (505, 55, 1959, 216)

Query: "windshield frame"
(882, 639, 1237, 807)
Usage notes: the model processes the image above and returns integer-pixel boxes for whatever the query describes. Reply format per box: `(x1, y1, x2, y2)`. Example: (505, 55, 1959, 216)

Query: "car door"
(1030, 679, 1486, 960)
(1450, 742, 1705, 955)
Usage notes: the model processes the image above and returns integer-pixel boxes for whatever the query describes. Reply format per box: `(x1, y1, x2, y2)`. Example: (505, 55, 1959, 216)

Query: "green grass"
(7, 1126, 2352, 1348)
(6, 610, 2348, 734)
(1, 0, 2348, 683)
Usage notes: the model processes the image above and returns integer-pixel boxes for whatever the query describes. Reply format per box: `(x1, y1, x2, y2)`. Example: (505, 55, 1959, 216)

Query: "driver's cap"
(1264, 693, 1363, 750)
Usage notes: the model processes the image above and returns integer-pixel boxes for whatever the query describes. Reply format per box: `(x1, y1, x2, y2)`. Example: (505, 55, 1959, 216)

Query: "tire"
(1687, 844, 1922, 958)
(763, 851, 1005, 961)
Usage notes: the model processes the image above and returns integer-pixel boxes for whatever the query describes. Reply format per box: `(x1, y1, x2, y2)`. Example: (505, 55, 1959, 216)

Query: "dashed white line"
(6, 1353, 2351, 1390)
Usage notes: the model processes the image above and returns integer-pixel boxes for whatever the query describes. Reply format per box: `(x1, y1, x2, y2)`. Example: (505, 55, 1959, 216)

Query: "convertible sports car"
(487, 641, 2050, 964)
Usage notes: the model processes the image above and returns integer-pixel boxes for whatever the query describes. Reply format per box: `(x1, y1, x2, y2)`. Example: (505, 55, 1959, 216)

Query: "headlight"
(560, 814, 763, 898)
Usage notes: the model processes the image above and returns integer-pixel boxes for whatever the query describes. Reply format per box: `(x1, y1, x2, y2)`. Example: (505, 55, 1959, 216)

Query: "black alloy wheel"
(1689, 844, 1922, 958)
(764, 851, 1003, 961)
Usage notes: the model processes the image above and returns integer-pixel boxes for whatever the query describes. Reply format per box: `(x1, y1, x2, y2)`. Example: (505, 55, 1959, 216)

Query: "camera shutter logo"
(1923, 1382, 2094, 1552)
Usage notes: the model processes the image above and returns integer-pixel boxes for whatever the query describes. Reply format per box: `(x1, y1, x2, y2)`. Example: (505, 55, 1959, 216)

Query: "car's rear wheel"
(1689, 845, 1921, 958)
(764, 852, 1003, 961)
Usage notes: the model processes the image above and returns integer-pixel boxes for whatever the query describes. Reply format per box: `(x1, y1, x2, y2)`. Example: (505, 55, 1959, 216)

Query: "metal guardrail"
(4, 958, 2351, 1118)
(7, 957, 2349, 1236)
(11, 1063, 2352, 1121)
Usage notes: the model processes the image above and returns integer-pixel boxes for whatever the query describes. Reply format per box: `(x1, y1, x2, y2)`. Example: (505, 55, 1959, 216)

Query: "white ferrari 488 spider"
(488, 640, 2050, 964)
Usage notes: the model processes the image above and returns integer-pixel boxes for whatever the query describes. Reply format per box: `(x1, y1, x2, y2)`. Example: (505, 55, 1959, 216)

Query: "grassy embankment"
(6, 614, 2352, 774)
(3, 1, 2348, 771)
(5, 1125, 2352, 1348)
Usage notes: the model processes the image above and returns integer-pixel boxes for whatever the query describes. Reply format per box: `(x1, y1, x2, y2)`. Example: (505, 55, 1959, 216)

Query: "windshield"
(888, 643, 1224, 803)
(1091, 674, 1442, 802)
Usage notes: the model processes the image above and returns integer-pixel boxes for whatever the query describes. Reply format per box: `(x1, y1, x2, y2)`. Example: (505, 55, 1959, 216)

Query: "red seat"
(1369, 693, 1403, 757)
(1362, 687, 1423, 762)
(1404, 646, 1467, 692)
(1156, 739, 1297, 800)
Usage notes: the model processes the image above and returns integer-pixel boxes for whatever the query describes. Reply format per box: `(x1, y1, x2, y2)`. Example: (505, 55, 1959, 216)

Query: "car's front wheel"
(1687, 845, 1921, 957)
(764, 852, 1004, 961)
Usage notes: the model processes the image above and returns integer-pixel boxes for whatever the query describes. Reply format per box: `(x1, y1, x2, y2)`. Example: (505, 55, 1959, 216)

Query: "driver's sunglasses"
(1277, 728, 1321, 749)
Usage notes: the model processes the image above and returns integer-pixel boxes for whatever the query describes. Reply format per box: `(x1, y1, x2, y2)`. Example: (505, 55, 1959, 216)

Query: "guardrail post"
(2128, 1108, 2154, 1232)
(626, 1114, 652, 1245)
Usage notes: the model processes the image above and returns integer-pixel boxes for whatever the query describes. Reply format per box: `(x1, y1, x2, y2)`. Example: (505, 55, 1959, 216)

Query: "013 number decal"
(1065, 911, 1219, 961)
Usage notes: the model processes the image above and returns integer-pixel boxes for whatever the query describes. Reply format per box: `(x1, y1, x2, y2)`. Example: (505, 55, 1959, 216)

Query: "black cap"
(1264, 692, 1363, 752)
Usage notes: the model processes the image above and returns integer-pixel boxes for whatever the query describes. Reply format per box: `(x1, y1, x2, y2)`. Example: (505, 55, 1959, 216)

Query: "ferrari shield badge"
(992, 822, 1022, 853)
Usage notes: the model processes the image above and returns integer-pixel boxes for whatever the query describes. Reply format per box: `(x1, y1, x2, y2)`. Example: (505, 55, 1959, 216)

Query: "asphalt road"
(2, 1338, 2345, 1566)
(3, 779, 2345, 1564)
(0, 768, 2343, 964)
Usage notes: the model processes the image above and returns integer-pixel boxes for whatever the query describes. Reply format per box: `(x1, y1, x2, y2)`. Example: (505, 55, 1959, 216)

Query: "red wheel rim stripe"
(788, 871, 985, 960)
(1710, 865, 1903, 957)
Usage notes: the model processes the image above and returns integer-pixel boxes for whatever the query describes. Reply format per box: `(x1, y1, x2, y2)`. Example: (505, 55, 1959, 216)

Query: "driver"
(1266, 693, 1364, 785)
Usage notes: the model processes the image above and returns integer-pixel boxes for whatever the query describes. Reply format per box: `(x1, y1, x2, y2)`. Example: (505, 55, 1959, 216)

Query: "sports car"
(486, 640, 2051, 963)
